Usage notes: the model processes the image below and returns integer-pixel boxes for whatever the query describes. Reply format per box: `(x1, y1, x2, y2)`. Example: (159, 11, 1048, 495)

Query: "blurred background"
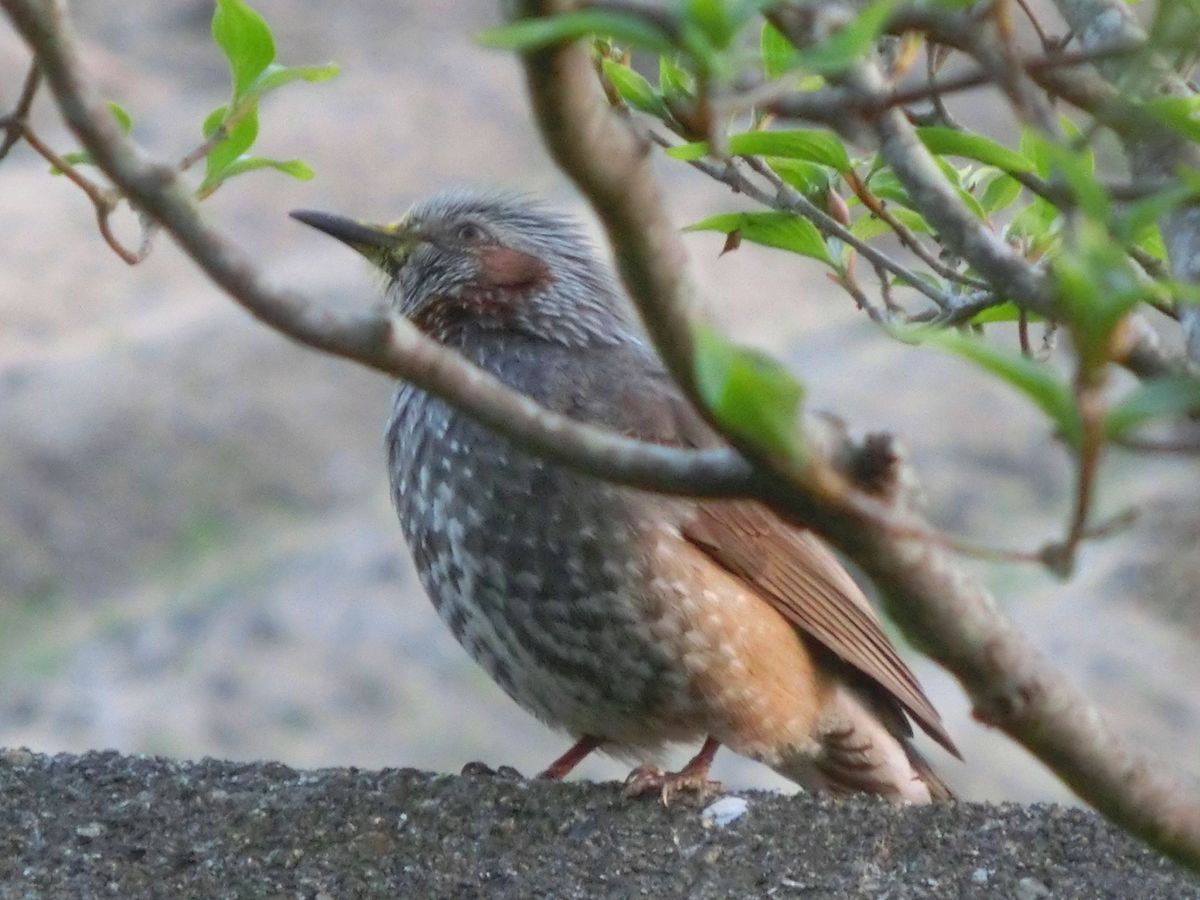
(1, 0, 1197, 801)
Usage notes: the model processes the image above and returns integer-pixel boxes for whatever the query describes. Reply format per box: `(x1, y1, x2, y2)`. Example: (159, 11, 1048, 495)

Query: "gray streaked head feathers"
(385, 188, 640, 349)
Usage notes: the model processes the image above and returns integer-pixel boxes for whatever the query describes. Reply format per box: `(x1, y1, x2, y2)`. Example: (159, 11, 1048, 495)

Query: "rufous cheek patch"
(478, 246, 551, 291)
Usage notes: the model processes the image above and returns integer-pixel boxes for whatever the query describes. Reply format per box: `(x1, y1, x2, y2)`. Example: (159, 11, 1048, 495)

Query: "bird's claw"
(622, 764, 722, 806)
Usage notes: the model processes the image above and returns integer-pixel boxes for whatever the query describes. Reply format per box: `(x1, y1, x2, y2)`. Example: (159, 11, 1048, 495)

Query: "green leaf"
(968, 301, 1042, 324)
(979, 171, 1023, 214)
(682, 0, 737, 49)
(1144, 95, 1200, 143)
(799, 0, 896, 74)
(1055, 222, 1145, 371)
(665, 141, 708, 161)
(768, 158, 831, 197)
(1021, 129, 1108, 220)
(730, 129, 851, 172)
(664, 129, 851, 171)
(911, 328, 1082, 446)
(680, 0, 773, 50)
(479, 10, 675, 54)
(107, 101, 133, 134)
(254, 62, 341, 95)
(50, 103, 130, 174)
(601, 58, 667, 116)
(693, 324, 806, 459)
(205, 106, 260, 180)
(866, 168, 912, 207)
(916, 126, 1034, 174)
(1115, 183, 1197, 247)
(1005, 194, 1061, 253)
(48, 150, 94, 175)
(659, 55, 692, 100)
(202, 105, 228, 139)
(850, 206, 929, 240)
(761, 21, 799, 78)
(1107, 376, 1200, 438)
(198, 155, 314, 198)
(684, 211, 832, 264)
(212, 0, 276, 99)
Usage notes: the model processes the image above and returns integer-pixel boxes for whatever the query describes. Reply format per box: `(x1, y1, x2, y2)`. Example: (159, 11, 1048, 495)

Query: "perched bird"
(291, 190, 959, 803)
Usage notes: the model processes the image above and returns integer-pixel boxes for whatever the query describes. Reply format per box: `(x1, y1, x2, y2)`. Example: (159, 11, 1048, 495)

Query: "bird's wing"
(681, 500, 959, 758)
(617, 372, 958, 757)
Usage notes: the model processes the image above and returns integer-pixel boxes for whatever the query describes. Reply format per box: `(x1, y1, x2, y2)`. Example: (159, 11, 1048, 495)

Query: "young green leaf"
(798, 0, 896, 74)
(916, 127, 1034, 174)
(680, 0, 773, 51)
(659, 55, 692, 100)
(761, 21, 799, 77)
(197, 156, 314, 198)
(729, 130, 851, 172)
(663, 129, 850, 171)
(967, 301, 1043, 325)
(850, 206, 929, 240)
(107, 101, 133, 134)
(212, 0, 276, 99)
(479, 10, 675, 54)
(909, 328, 1082, 447)
(1054, 222, 1145, 372)
(1106, 375, 1200, 438)
(205, 106, 260, 180)
(684, 211, 832, 264)
(1143, 95, 1200, 143)
(1021, 130, 1108, 220)
(767, 158, 832, 198)
(693, 324, 806, 459)
(254, 62, 341, 96)
(601, 58, 668, 116)
(979, 171, 1023, 214)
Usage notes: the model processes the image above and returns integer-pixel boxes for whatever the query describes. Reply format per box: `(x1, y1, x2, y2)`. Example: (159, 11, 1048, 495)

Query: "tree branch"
(514, 0, 1200, 871)
(0, 0, 754, 500)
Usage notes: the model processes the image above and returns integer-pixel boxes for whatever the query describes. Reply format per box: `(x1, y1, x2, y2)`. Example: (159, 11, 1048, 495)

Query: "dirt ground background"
(1, 1, 1198, 802)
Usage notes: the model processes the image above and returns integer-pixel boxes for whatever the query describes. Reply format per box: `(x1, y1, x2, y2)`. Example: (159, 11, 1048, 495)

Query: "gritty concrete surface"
(0, 750, 1196, 899)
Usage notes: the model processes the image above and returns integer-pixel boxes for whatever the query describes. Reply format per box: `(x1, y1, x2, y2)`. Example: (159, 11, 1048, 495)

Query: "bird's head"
(291, 189, 637, 349)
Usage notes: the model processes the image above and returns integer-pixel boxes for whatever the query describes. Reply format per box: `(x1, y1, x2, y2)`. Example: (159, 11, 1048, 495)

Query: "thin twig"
(843, 169, 989, 290)
(0, 61, 39, 160)
(1013, 0, 1055, 51)
(17, 122, 146, 264)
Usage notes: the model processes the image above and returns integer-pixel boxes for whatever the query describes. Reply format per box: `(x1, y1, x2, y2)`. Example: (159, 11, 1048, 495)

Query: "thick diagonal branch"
(514, 0, 1200, 871)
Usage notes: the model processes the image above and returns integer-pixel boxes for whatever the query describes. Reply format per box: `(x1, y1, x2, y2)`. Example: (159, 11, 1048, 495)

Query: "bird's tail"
(774, 683, 954, 803)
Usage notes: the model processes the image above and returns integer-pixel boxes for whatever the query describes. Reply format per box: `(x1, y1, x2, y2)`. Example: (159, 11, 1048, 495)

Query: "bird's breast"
(385, 386, 693, 737)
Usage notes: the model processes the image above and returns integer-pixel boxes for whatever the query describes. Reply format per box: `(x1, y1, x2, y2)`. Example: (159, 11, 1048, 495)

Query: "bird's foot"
(460, 761, 524, 780)
(622, 764, 722, 806)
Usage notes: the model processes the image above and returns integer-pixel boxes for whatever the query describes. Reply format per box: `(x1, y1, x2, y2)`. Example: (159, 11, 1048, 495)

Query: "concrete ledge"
(0, 749, 1196, 898)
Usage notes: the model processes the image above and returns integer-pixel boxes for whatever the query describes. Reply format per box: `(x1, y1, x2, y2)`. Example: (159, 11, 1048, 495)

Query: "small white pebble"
(971, 867, 990, 884)
(702, 796, 749, 828)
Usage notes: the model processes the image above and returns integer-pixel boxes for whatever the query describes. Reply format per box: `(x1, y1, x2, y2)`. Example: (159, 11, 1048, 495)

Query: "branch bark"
(514, 0, 1200, 871)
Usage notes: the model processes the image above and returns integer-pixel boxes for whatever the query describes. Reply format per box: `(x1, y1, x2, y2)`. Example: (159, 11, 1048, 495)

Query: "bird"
(290, 189, 959, 803)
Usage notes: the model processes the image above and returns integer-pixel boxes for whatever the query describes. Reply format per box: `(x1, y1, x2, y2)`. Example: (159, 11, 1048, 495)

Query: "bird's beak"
(289, 209, 422, 265)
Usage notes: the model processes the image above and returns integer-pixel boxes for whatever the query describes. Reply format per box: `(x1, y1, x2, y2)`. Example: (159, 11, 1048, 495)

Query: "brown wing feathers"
(683, 501, 960, 759)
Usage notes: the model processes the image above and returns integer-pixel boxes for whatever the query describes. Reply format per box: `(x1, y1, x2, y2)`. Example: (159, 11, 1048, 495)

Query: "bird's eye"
(454, 222, 486, 242)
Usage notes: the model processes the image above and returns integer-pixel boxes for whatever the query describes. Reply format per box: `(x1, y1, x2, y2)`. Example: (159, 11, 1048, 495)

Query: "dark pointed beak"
(289, 209, 409, 253)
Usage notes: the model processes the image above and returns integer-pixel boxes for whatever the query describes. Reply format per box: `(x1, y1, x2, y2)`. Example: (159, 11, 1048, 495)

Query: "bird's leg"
(537, 735, 603, 781)
(624, 736, 723, 805)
